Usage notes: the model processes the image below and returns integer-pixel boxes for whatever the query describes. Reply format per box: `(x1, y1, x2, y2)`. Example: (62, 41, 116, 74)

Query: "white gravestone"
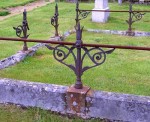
(118, 0, 122, 5)
(92, 0, 109, 23)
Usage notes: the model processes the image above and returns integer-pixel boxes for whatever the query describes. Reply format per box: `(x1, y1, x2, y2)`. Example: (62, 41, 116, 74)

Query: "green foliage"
(0, 10, 10, 16)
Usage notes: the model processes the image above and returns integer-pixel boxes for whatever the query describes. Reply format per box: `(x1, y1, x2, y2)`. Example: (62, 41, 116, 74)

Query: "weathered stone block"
(0, 78, 67, 112)
(1, 78, 150, 121)
(0, 43, 45, 70)
(86, 91, 150, 122)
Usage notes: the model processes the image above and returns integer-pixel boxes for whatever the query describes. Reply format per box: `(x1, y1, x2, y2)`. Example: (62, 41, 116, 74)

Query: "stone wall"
(0, 78, 150, 121)
(86, 29, 150, 37)
(0, 43, 45, 70)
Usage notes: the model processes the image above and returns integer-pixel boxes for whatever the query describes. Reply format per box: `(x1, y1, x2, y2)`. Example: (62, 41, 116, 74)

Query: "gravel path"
(0, 0, 54, 21)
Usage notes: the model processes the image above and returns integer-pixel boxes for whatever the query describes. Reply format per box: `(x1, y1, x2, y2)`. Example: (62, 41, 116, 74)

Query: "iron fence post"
(45, 22, 114, 89)
(75, 0, 91, 27)
(74, 23, 83, 89)
(128, 3, 132, 33)
(13, 9, 30, 51)
(55, 3, 59, 36)
(22, 9, 29, 51)
(126, 1, 145, 36)
(75, 0, 79, 25)
(51, 4, 59, 37)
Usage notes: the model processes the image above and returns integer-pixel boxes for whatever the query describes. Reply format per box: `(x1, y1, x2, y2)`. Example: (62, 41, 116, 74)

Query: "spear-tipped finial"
(76, 22, 83, 40)
(55, 3, 58, 15)
(56, 3, 58, 8)
(23, 9, 29, 30)
(23, 9, 27, 20)
(75, 0, 80, 25)
(75, 22, 84, 47)
(76, 0, 79, 9)
(51, 3, 59, 37)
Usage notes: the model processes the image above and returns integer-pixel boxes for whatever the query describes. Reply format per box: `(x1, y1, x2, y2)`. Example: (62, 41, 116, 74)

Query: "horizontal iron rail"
(79, 9, 150, 13)
(0, 37, 150, 51)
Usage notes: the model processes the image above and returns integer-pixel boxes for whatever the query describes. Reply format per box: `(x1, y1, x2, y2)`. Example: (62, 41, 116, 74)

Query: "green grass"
(0, 104, 103, 122)
(0, 0, 37, 9)
(0, 2, 150, 96)
(0, 0, 37, 16)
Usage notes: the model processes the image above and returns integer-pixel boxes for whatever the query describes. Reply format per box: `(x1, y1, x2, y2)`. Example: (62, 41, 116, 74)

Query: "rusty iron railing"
(13, 9, 30, 51)
(0, 2, 150, 89)
(75, 0, 150, 36)
(1, 22, 114, 89)
(1, 22, 150, 89)
(0, 36, 150, 51)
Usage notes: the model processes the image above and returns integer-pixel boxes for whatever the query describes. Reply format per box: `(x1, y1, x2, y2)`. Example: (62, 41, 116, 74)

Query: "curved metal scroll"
(13, 9, 29, 51)
(126, 3, 145, 26)
(54, 45, 76, 72)
(81, 47, 115, 73)
(46, 22, 115, 89)
(13, 25, 23, 38)
(126, 3, 145, 36)
(132, 12, 145, 23)
(75, 1, 91, 25)
(13, 10, 30, 39)
(78, 11, 91, 21)
(46, 44, 115, 78)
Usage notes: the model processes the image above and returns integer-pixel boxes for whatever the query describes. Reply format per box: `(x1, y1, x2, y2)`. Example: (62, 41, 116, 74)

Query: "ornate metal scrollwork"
(13, 9, 29, 39)
(13, 25, 23, 38)
(78, 10, 91, 21)
(132, 12, 145, 23)
(46, 44, 115, 88)
(75, 1, 91, 25)
(13, 9, 29, 51)
(46, 23, 115, 89)
(46, 44, 76, 72)
(126, 3, 145, 36)
(81, 47, 115, 73)
(126, 11, 145, 25)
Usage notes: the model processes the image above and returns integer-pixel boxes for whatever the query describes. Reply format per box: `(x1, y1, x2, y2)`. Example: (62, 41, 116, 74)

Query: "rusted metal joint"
(76, 40, 82, 47)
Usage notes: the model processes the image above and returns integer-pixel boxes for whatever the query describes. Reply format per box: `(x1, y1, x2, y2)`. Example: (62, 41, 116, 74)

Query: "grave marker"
(92, 0, 110, 23)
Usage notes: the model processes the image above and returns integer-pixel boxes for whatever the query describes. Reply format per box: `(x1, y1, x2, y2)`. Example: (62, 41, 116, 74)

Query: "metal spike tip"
(24, 9, 26, 12)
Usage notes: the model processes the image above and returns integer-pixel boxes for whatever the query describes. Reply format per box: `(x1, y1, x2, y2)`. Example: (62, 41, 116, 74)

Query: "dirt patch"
(0, 0, 54, 21)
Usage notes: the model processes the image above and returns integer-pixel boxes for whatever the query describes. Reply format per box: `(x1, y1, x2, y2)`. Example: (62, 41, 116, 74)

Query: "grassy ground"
(0, 0, 37, 9)
(0, 104, 103, 122)
(0, 2, 150, 97)
(0, 0, 37, 16)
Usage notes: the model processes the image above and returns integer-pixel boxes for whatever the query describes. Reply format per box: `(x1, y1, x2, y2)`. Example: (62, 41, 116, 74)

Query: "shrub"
(0, 10, 10, 16)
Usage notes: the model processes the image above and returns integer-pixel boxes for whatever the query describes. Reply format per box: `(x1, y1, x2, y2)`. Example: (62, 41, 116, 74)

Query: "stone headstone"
(92, 0, 110, 23)
(118, 0, 122, 5)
